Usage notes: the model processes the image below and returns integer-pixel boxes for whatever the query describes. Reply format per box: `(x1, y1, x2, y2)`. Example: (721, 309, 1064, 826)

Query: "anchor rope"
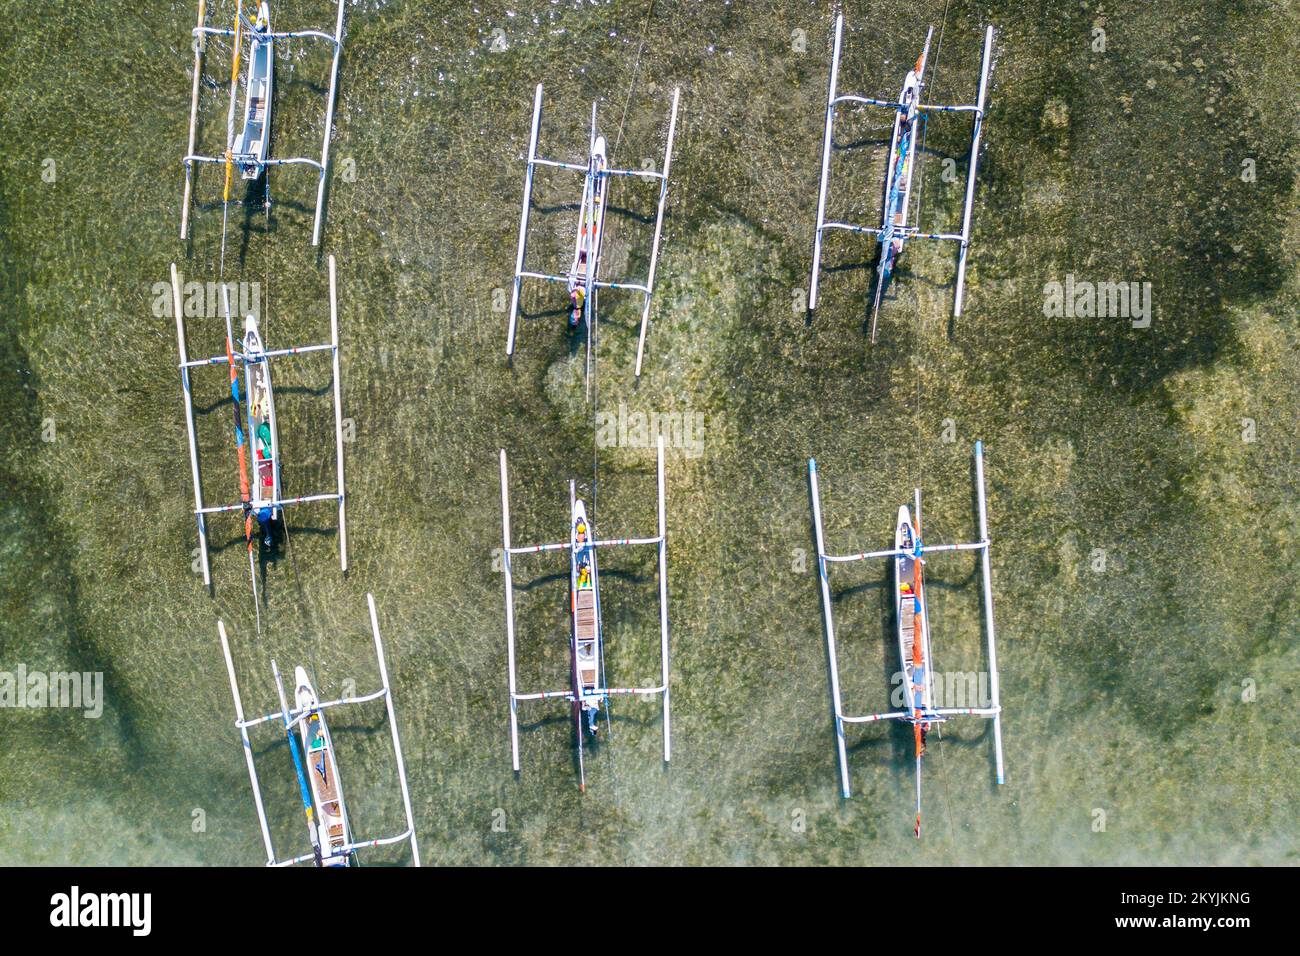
(586, 0, 654, 803)
(593, 0, 656, 518)
(911, 0, 961, 854)
(930, 0, 963, 860)
(591, 0, 654, 518)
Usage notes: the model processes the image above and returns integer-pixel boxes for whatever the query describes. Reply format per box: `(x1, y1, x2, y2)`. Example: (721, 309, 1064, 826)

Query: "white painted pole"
(328, 255, 347, 572)
(368, 594, 421, 866)
(808, 458, 852, 797)
(312, 0, 347, 247)
(953, 25, 994, 318)
(507, 84, 543, 357)
(656, 435, 671, 761)
(634, 87, 680, 378)
(499, 450, 522, 771)
(218, 620, 276, 865)
(173, 264, 210, 587)
(808, 14, 843, 313)
(973, 440, 1005, 784)
(508, 541, 571, 554)
(181, 0, 208, 239)
(824, 546, 908, 562)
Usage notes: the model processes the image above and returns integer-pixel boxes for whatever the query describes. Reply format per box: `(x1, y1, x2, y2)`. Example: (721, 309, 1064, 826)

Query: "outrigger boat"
(218, 595, 421, 867)
(294, 666, 353, 866)
(230, 3, 273, 180)
(172, 257, 349, 595)
(507, 85, 681, 388)
(499, 437, 672, 790)
(180, 0, 348, 246)
(868, 31, 931, 340)
(809, 15, 995, 340)
(808, 443, 1005, 837)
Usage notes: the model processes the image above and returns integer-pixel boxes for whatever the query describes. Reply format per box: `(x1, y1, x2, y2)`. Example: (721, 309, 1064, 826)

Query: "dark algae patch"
(0, 0, 1295, 864)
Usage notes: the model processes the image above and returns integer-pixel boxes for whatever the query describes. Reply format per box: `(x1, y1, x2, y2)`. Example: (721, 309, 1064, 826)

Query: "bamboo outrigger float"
(808, 442, 1005, 837)
(808, 14, 995, 339)
(498, 437, 671, 790)
(171, 255, 348, 593)
(180, 0, 347, 246)
(218, 595, 421, 866)
(506, 84, 681, 392)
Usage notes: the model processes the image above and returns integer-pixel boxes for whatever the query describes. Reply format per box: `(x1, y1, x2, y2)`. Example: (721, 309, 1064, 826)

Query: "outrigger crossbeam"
(218, 594, 421, 866)
(807, 442, 1004, 801)
(808, 14, 994, 327)
(172, 255, 348, 587)
(498, 436, 671, 787)
(180, 0, 347, 246)
(506, 83, 681, 386)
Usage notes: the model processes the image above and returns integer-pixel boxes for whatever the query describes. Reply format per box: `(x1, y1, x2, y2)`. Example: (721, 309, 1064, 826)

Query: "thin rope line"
(592, 0, 655, 526)
(588, 0, 654, 803)
(610, 0, 655, 154)
(915, 0, 959, 855)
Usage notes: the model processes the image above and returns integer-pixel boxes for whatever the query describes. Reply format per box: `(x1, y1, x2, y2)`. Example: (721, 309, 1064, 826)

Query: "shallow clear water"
(0, 0, 1297, 865)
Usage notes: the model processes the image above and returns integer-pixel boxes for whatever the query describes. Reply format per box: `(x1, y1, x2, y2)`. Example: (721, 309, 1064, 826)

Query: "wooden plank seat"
(575, 590, 596, 639)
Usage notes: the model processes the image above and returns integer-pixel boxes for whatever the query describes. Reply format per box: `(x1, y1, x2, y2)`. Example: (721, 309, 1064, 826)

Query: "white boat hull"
(894, 506, 934, 715)
(232, 3, 274, 179)
(295, 667, 352, 866)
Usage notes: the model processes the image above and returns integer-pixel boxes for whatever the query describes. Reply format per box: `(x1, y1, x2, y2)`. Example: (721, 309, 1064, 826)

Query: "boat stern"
(294, 666, 317, 714)
(242, 314, 263, 353)
(895, 505, 915, 548)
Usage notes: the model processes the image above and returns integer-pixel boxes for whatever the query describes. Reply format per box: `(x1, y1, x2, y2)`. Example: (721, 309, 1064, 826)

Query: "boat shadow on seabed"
(837, 562, 992, 776)
(516, 709, 660, 780)
(511, 198, 656, 360)
(209, 517, 342, 594)
(191, 172, 326, 264)
(808, 123, 977, 337)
